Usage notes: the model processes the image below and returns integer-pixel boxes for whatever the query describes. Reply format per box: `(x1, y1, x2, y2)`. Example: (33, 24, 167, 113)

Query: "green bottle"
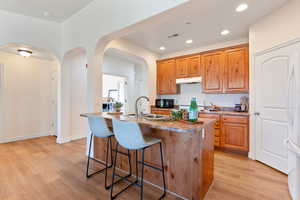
(189, 97, 198, 122)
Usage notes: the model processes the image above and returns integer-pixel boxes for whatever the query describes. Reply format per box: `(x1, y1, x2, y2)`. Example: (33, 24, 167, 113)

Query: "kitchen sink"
(142, 114, 170, 121)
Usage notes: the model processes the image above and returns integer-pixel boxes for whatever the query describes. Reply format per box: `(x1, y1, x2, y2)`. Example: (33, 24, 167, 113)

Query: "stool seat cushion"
(112, 119, 161, 150)
(143, 136, 161, 149)
(88, 116, 114, 138)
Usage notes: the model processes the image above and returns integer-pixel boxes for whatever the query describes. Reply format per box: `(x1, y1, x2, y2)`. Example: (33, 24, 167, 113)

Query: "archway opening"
(102, 48, 148, 114)
(59, 47, 88, 143)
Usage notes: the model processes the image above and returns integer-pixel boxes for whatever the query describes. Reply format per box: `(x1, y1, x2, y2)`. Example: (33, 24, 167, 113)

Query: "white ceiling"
(0, 0, 94, 22)
(123, 0, 289, 55)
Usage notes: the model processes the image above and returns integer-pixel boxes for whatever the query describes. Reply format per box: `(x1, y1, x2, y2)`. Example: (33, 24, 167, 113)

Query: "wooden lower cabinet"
(199, 113, 249, 152)
(199, 113, 221, 147)
(221, 115, 249, 152)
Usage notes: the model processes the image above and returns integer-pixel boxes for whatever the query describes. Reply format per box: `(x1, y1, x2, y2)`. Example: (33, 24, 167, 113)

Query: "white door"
(287, 44, 300, 200)
(255, 45, 296, 173)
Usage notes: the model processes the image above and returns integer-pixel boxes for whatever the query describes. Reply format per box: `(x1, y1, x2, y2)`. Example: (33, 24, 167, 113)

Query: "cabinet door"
(157, 60, 177, 94)
(224, 47, 249, 93)
(176, 58, 189, 78)
(202, 52, 224, 93)
(157, 61, 166, 94)
(166, 59, 177, 94)
(221, 122, 249, 151)
(188, 55, 201, 77)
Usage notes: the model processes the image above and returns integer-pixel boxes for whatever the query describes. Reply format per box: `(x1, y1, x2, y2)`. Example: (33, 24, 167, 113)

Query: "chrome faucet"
(135, 96, 150, 118)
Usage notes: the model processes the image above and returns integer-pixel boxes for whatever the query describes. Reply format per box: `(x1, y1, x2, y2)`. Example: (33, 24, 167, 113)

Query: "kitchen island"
(80, 113, 215, 200)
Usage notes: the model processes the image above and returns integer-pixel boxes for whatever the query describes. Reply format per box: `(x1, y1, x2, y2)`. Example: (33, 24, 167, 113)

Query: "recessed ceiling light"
(18, 49, 32, 57)
(221, 30, 230, 36)
(160, 46, 166, 51)
(236, 3, 248, 12)
(186, 39, 193, 44)
(43, 11, 49, 17)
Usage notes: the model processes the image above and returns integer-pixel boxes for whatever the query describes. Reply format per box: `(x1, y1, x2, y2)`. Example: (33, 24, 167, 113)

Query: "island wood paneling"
(94, 119, 215, 200)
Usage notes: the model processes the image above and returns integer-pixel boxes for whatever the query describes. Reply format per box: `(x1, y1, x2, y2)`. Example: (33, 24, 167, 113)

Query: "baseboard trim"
(0, 132, 51, 144)
(71, 134, 86, 141)
(56, 134, 86, 144)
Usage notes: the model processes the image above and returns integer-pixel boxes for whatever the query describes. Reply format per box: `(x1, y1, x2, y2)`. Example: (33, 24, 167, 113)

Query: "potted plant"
(114, 102, 123, 112)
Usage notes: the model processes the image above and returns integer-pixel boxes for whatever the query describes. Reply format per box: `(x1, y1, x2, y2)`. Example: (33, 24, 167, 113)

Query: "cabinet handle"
(254, 112, 260, 116)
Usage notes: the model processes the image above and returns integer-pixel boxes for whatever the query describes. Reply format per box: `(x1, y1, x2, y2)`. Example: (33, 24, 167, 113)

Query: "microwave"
(155, 99, 175, 108)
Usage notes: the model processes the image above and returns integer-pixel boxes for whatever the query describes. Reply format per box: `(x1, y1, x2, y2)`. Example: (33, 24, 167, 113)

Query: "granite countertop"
(80, 112, 216, 133)
(151, 105, 249, 116)
(198, 110, 249, 116)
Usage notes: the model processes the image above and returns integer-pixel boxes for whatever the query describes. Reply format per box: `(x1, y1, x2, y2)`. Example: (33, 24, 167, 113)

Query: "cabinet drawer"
(199, 113, 220, 120)
(222, 115, 248, 124)
(214, 136, 220, 147)
(151, 110, 170, 116)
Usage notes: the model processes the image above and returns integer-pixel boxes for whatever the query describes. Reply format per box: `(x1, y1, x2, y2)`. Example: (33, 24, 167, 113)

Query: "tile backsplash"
(159, 83, 248, 107)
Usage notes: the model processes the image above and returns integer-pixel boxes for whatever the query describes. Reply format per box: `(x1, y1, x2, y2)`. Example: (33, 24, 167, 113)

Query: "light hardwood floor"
(0, 136, 291, 200)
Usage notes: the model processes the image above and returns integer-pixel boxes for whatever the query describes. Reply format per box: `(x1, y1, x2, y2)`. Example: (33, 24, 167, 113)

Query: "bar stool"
(110, 119, 166, 200)
(86, 115, 114, 189)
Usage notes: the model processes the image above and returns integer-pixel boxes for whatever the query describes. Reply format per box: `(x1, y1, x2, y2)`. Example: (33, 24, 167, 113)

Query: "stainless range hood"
(176, 76, 202, 84)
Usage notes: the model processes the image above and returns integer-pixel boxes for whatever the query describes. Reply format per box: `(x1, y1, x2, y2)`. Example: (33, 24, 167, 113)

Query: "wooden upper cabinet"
(157, 44, 249, 94)
(202, 52, 224, 93)
(188, 55, 201, 77)
(224, 47, 249, 93)
(157, 59, 178, 95)
(176, 57, 189, 78)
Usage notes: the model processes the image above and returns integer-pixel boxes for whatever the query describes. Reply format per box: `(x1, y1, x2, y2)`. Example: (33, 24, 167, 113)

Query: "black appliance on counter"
(155, 99, 175, 108)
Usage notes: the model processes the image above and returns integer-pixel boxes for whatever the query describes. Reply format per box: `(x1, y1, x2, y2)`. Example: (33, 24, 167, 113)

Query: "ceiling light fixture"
(18, 49, 32, 57)
(221, 29, 230, 36)
(160, 46, 166, 51)
(236, 3, 248, 12)
(43, 11, 49, 17)
(186, 39, 193, 44)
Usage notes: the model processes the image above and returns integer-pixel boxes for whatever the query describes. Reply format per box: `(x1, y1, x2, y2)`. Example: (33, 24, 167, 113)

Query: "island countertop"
(81, 112, 215, 200)
(80, 112, 216, 134)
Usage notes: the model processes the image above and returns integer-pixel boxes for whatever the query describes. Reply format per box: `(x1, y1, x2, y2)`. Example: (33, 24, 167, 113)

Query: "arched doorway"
(59, 47, 88, 143)
(102, 48, 148, 113)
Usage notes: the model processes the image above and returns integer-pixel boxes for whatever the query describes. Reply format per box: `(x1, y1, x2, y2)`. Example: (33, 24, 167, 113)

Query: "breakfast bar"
(81, 113, 215, 200)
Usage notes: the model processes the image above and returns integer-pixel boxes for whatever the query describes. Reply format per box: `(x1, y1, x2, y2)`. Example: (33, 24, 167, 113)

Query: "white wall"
(62, 0, 188, 52)
(60, 49, 88, 143)
(249, 0, 300, 54)
(0, 10, 62, 58)
(0, 52, 58, 143)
